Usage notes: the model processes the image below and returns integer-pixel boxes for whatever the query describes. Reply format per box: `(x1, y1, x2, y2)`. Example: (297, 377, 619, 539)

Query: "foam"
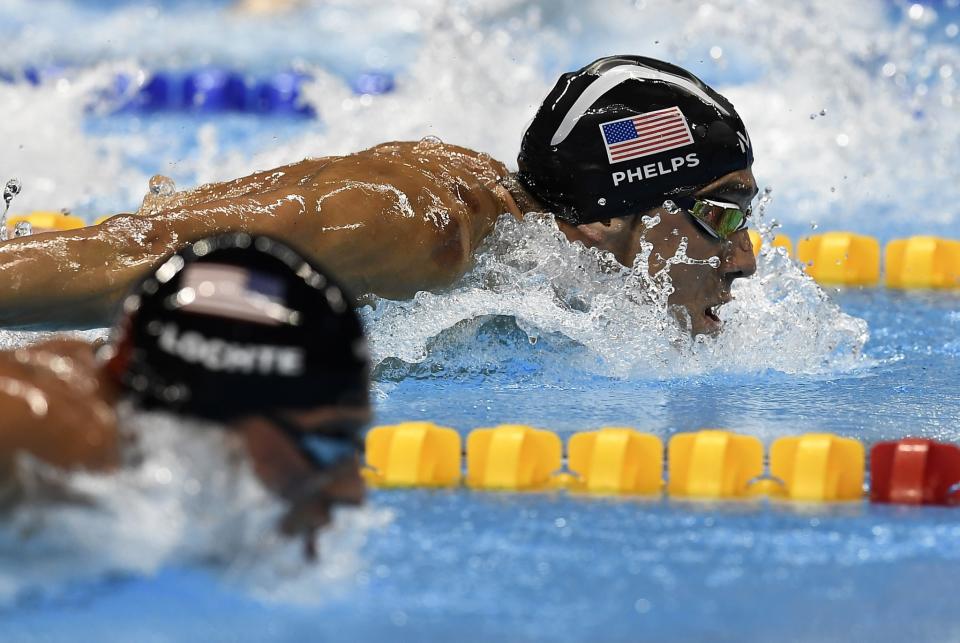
(0, 407, 390, 605)
(364, 212, 869, 381)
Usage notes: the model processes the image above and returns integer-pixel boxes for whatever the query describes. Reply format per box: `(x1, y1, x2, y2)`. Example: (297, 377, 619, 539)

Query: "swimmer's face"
(646, 169, 759, 335)
(561, 168, 758, 336)
(234, 405, 371, 553)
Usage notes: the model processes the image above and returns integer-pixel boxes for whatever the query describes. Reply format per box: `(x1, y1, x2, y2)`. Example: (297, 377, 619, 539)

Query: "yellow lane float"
(769, 433, 864, 501)
(364, 422, 461, 488)
(466, 424, 562, 491)
(7, 211, 86, 234)
(885, 236, 960, 289)
(667, 430, 763, 499)
(566, 428, 663, 494)
(796, 232, 880, 286)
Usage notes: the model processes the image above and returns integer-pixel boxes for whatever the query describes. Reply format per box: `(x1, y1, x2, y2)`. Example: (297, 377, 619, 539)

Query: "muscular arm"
(0, 141, 511, 328)
(0, 190, 313, 328)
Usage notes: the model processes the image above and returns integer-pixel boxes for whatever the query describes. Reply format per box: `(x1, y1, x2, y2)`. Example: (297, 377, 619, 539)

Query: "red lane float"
(870, 439, 960, 505)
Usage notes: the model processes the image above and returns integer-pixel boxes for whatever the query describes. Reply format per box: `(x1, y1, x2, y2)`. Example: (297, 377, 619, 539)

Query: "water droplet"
(1, 178, 23, 242)
(707, 257, 721, 268)
(641, 214, 661, 229)
(662, 199, 681, 215)
(819, 108, 827, 116)
(709, 46, 723, 60)
(908, 3, 924, 21)
(4, 179, 21, 203)
(148, 174, 175, 197)
(810, 221, 819, 230)
(14, 221, 31, 237)
(830, 186, 836, 193)
(418, 135, 443, 146)
(597, 197, 607, 206)
(946, 23, 958, 38)
(882, 62, 897, 77)
(763, 186, 773, 195)
(809, 113, 817, 120)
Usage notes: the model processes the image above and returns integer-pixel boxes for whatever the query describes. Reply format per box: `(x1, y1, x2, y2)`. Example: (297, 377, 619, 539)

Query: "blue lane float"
(183, 68, 248, 112)
(4, 66, 396, 117)
(350, 71, 396, 96)
(249, 71, 316, 117)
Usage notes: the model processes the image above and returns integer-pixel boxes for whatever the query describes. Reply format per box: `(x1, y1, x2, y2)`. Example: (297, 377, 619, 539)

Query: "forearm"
(0, 191, 310, 329)
(0, 217, 165, 328)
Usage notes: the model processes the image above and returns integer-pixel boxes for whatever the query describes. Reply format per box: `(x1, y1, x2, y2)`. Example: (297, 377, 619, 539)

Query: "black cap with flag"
(105, 233, 369, 422)
(517, 55, 754, 225)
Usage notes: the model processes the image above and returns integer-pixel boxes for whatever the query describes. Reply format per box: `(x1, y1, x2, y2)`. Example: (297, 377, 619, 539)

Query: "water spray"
(1, 179, 22, 242)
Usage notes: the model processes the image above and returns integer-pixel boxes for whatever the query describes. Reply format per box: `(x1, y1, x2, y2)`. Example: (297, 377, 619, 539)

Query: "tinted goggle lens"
(269, 413, 360, 470)
(689, 199, 750, 239)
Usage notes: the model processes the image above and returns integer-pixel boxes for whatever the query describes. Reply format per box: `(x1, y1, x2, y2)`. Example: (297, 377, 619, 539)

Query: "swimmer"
(0, 55, 757, 336)
(0, 234, 370, 556)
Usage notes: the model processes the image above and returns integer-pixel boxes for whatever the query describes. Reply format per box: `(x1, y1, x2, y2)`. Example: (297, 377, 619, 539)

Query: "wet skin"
(554, 169, 759, 336)
(0, 141, 756, 334)
(0, 141, 511, 328)
(0, 339, 120, 485)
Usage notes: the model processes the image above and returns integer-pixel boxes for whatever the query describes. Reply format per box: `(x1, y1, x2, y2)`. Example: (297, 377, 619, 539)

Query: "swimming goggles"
(676, 197, 751, 240)
(268, 413, 361, 470)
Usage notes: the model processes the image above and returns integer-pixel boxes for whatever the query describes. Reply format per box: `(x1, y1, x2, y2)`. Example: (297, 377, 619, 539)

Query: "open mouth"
(705, 306, 721, 324)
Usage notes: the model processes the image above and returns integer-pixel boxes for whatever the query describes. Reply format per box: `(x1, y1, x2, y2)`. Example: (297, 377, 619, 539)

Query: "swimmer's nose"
(722, 229, 757, 281)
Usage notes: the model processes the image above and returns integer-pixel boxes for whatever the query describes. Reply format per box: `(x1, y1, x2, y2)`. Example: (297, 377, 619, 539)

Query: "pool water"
(4, 288, 960, 642)
(1, 0, 960, 641)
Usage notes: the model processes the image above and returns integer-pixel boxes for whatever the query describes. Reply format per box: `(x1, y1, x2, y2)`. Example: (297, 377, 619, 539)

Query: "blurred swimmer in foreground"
(0, 55, 757, 336)
(0, 234, 370, 557)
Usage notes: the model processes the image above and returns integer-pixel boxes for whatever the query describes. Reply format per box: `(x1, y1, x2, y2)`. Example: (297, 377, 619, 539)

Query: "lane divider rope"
(3, 66, 395, 116)
(363, 423, 960, 506)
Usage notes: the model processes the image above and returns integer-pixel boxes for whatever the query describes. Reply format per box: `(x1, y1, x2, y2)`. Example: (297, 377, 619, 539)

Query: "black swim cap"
(517, 55, 754, 225)
(105, 233, 369, 422)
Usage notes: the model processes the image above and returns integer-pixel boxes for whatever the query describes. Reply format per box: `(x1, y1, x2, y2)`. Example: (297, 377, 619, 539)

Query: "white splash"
(363, 213, 869, 379)
(0, 406, 391, 605)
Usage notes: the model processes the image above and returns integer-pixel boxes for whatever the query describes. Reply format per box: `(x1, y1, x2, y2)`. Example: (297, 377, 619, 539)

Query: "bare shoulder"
(0, 337, 119, 473)
(306, 140, 511, 232)
(269, 140, 513, 299)
(350, 140, 509, 182)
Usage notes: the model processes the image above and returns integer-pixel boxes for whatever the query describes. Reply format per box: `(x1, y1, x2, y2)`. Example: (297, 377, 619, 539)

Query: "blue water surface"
(2, 290, 959, 642)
